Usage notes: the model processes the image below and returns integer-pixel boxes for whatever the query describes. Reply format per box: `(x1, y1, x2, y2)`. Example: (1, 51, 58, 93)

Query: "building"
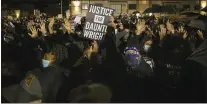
(201, 0, 207, 9)
(70, 0, 207, 16)
(150, 0, 207, 12)
(71, 0, 150, 16)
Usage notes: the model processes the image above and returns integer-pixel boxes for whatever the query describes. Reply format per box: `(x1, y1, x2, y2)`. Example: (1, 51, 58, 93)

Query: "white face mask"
(144, 45, 151, 52)
(42, 59, 50, 68)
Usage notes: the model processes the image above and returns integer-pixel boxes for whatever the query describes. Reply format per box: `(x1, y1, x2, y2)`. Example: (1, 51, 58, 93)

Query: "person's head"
(83, 40, 98, 59)
(143, 40, 153, 53)
(121, 20, 130, 30)
(68, 83, 112, 103)
(124, 47, 141, 68)
(81, 17, 86, 26)
(83, 41, 93, 58)
(42, 52, 55, 68)
(2, 73, 42, 103)
(3, 65, 64, 103)
(118, 23, 124, 30)
(2, 60, 20, 77)
(75, 24, 83, 36)
(42, 44, 68, 68)
(109, 16, 114, 23)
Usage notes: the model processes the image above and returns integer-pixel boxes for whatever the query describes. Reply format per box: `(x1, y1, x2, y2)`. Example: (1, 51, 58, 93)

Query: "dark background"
(2, 0, 71, 16)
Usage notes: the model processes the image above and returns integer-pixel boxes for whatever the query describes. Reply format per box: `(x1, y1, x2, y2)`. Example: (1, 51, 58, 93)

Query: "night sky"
(2, 0, 70, 15)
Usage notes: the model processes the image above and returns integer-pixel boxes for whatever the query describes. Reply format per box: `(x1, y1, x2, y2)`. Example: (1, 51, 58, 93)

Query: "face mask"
(125, 53, 141, 68)
(42, 59, 50, 68)
(144, 45, 151, 52)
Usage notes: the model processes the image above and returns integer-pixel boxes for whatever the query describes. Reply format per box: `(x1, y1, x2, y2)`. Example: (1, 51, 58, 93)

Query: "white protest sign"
(58, 14, 63, 19)
(74, 15, 82, 24)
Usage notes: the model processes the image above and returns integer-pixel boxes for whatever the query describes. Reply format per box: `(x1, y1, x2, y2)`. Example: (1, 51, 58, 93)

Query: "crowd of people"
(1, 7, 207, 103)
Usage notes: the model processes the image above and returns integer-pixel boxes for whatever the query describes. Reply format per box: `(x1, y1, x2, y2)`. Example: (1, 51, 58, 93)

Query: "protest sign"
(58, 14, 63, 19)
(83, 4, 115, 40)
(74, 15, 83, 24)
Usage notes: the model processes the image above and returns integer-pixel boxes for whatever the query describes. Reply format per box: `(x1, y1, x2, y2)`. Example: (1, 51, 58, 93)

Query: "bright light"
(201, 0, 207, 9)
(200, 11, 207, 15)
(73, 1, 80, 7)
(136, 13, 140, 17)
(15, 10, 20, 18)
(149, 13, 152, 16)
(66, 10, 70, 19)
(74, 6, 81, 14)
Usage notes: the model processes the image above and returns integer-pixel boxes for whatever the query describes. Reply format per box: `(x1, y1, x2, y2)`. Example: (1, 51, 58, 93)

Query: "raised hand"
(147, 27, 155, 37)
(27, 21, 33, 30)
(178, 26, 184, 33)
(28, 26, 38, 38)
(166, 19, 174, 34)
(136, 21, 146, 35)
(39, 22, 47, 35)
(48, 17, 55, 34)
(183, 31, 188, 39)
(159, 24, 167, 40)
(91, 40, 99, 53)
(197, 30, 204, 40)
(49, 17, 55, 27)
(63, 18, 72, 33)
(178, 26, 188, 39)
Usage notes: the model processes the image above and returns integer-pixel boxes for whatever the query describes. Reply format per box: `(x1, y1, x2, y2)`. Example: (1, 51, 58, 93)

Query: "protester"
(2, 6, 207, 103)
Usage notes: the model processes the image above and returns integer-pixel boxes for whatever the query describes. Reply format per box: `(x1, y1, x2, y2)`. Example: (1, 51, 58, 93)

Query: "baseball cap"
(2, 69, 42, 103)
(2, 66, 64, 103)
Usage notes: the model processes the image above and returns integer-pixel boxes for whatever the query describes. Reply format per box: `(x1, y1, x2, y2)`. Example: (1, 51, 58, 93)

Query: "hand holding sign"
(83, 5, 115, 40)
